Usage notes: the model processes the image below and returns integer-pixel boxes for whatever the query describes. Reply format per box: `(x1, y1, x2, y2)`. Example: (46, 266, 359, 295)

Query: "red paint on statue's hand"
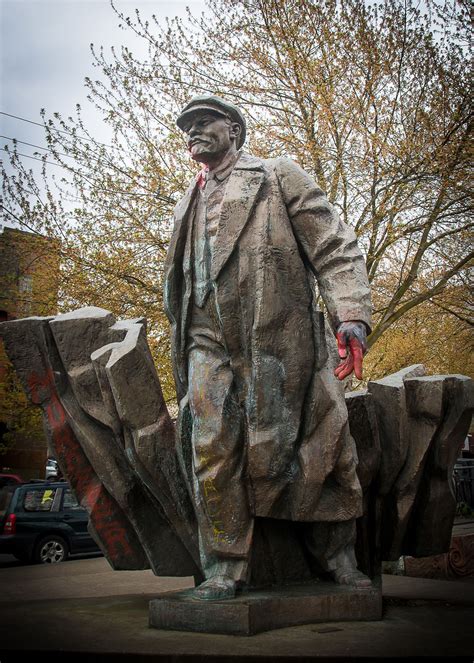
(334, 321, 368, 381)
(334, 337, 364, 380)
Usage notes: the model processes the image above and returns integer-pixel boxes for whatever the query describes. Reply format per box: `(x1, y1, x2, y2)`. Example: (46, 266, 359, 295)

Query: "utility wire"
(0, 147, 64, 168)
(0, 111, 116, 150)
(1, 134, 134, 171)
(1, 148, 164, 199)
(1, 134, 132, 171)
(0, 135, 71, 159)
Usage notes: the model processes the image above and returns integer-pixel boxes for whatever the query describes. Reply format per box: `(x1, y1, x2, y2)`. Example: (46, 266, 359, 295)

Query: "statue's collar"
(207, 149, 242, 182)
(206, 151, 264, 181)
(233, 152, 265, 172)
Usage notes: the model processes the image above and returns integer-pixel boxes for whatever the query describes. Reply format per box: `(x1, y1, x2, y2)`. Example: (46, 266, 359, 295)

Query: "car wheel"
(34, 535, 68, 564)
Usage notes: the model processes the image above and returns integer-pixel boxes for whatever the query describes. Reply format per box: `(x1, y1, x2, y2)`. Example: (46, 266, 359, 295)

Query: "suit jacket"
(164, 153, 372, 521)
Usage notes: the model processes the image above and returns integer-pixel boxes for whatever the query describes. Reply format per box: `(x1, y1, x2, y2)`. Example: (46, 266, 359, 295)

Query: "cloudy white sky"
(1, 0, 208, 227)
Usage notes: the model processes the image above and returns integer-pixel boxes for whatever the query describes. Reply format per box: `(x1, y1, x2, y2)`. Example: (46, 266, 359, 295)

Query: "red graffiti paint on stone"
(25, 366, 143, 566)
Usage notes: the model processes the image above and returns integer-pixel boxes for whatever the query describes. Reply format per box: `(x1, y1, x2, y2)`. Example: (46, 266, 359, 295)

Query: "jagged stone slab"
(49, 308, 200, 577)
(92, 318, 196, 536)
(149, 581, 382, 635)
(345, 389, 382, 578)
(0, 309, 201, 578)
(368, 365, 430, 560)
(0, 316, 148, 570)
(404, 375, 474, 557)
(368, 369, 474, 560)
(382, 376, 447, 558)
(345, 389, 380, 491)
(368, 364, 426, 494)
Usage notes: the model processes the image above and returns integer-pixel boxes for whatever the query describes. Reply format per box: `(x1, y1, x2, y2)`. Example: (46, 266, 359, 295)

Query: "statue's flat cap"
(176, 95, 246, 149)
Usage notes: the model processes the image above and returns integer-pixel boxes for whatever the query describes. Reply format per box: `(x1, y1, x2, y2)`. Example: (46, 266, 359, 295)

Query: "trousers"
(187, 294, 253, 582)
(186, 293, 357, 583)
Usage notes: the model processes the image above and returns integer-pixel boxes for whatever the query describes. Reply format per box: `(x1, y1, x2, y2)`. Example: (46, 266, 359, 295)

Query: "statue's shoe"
(332, 566, 372, 589)
(186, 575, 237, 601)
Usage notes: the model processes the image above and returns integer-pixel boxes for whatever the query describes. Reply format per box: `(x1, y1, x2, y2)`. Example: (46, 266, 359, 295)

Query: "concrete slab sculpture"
(1, 96, 472, 634)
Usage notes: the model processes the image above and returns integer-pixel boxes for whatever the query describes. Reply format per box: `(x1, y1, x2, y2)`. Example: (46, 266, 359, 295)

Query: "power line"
(0, 111, 116, 150)
(0, 147, 64, 168)
(1, 111, 95, 142)
(1, 134, 132, 170)
(0, 135, 71, 159)
(1, 111, 51, 129)
(1, 148, 167, 199)
(1, 135, 131, 171)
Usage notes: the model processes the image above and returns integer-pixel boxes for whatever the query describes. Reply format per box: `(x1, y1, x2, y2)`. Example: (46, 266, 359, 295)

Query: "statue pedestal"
(149, 580, 382, 635)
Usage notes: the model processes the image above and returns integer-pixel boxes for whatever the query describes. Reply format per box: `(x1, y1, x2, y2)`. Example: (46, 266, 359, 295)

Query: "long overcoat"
(164, 153, 372, 522)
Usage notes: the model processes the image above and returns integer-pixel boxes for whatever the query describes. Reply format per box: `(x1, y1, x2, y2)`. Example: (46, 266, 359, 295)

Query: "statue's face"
(185, 112, 239, 164)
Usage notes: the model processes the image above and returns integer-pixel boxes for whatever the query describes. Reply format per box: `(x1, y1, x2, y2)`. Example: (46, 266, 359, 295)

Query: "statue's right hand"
(334, 321, 367, 381)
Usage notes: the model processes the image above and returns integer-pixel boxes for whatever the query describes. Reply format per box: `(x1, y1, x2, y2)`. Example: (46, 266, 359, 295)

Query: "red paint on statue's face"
(186, 112, 237, 166)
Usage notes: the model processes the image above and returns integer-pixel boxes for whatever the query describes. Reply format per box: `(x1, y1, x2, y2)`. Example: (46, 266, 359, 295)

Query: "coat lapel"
(165, 181, 197, 275)
(164, 180, 197, 323)
(210, 154, 265, 281)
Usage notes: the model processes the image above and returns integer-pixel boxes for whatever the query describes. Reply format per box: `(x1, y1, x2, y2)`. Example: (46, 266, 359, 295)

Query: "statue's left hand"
(334, 321, 368, 381)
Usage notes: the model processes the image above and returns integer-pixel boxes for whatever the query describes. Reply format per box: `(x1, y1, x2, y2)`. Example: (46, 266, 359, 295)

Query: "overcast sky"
(1, 0, 208, 227)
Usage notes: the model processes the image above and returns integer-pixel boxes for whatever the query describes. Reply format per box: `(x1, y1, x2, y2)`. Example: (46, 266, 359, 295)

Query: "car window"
(23, 488, 57, 512)
(62, 489, 82, 511)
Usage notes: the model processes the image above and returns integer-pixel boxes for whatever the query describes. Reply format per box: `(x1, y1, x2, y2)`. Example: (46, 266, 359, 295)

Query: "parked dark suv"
(0, 481, 101, 564)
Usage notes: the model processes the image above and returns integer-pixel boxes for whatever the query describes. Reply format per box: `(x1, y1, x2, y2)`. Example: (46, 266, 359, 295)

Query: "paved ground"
(0, 555, 473, 661)
(453, 517, 474, 537)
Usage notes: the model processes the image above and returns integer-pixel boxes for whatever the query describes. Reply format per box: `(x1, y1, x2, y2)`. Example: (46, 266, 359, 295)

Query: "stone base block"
(149, 580, 382, 635)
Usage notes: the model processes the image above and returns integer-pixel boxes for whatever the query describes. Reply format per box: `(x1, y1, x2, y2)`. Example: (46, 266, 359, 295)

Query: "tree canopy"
(2, 0, 472, 395)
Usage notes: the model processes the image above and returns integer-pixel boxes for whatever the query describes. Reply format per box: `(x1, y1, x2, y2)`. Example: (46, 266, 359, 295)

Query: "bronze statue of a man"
(164, 95, 372, 599)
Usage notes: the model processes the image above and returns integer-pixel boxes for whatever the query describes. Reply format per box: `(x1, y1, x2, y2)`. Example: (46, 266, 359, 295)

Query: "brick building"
(0, 226, 60, 478)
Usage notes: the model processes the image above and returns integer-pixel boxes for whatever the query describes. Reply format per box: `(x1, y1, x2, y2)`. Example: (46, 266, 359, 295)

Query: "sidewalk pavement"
(0, 556, 472, 661)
